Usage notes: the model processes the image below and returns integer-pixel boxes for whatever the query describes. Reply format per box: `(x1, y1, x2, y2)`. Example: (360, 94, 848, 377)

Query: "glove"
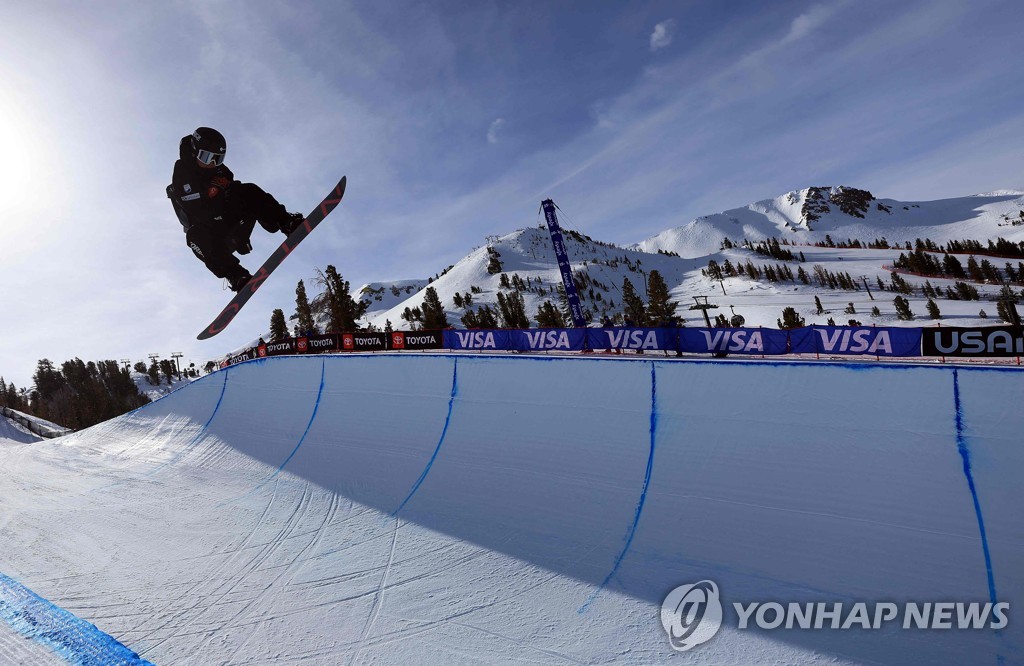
(207, 175, 232, 199)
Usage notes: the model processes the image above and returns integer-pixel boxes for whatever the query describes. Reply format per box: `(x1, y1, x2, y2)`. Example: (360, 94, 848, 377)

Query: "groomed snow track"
(0, 354, 1021, 664)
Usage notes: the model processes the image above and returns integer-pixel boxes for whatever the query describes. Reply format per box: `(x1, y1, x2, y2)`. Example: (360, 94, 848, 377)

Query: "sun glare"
(0, 97, 45, 216)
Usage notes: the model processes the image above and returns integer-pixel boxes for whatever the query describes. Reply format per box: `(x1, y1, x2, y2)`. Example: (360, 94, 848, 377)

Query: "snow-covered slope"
(348, 187, 1024, 335)
(0, 355, 1020, 663)
(360, 227, 705, 331)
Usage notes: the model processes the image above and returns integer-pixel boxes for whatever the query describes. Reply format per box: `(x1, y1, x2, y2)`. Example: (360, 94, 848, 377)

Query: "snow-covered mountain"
(352, 186, 1024, 332)
(633, 186, 1024, 257)
(359, 227, 706, 329)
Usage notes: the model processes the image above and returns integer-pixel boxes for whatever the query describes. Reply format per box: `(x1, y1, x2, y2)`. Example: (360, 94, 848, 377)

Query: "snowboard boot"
(228, 269, 253, 293)
(279, 212, 305, 236)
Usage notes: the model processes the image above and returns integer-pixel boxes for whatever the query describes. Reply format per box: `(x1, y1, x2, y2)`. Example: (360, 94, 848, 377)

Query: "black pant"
(186, 183, 289, 280)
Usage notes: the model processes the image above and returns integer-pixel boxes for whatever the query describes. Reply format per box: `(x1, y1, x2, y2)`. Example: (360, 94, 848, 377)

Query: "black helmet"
(191, 127, 226, 166)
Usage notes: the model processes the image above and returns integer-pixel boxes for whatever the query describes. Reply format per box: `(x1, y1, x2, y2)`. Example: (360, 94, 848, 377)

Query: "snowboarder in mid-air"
(168, 127, 305, 291)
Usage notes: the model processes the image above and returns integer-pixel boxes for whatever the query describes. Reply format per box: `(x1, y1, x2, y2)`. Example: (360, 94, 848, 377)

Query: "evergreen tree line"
(879, 271, 1020, 306)
(1, 359, 151, 430)
(456, 270, 680, 330)
(780, 233, 1024, 259)
(916, 236, 1024, 259)
(749, 238, 801, 262)
(811, 235, 902, 250)
(707, 259, 858, 290)
(893, 250, 1024, 285)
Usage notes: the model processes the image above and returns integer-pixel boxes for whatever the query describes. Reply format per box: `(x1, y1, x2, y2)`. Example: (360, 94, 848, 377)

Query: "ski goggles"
(195, 149, 225, 166)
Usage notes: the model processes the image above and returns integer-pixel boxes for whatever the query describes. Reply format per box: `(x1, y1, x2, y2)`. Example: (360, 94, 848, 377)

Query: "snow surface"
(1, 354, 1021, 664)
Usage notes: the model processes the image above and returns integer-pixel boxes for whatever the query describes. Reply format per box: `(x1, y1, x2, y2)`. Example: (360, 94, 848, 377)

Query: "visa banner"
(510, 328, 587, 351)
(793, 326, 921, 357)
(444, 329, 513, 351)
(587, 328, 677, 351)
(678, 328, 790, 355)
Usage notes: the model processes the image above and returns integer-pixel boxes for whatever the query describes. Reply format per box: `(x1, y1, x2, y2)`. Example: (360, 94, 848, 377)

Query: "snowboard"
(197, 175, 347, 340)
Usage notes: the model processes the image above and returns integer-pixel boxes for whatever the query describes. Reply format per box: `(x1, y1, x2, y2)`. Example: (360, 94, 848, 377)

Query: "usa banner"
(922, 325, 1024, 357)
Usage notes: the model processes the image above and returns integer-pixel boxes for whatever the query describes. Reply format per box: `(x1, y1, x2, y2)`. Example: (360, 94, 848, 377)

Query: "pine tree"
(645, 270, 678, 325)
(294, 280, 317, 335)
(476, 305, 499, 328)
(814, 296, 825, 314)
(926, 298, 941, 320)
(497, 291, 530, 329)
(967, 255, 983, 282)
(270, 309, 288, 341)
(777, 307, 806, 329)
(943, 254, 966, 279)
(421, 286, 450, 330)
(996, 293, 1021, 325)
(315, 266, 367, 333)
(621, 277, 646, 326)
(535, 300, 566, 328)
(401, 306, 423, 329)
(159, 360, 176, 385)
(894, 296, 914, 320)
(486, 247, 503, 274)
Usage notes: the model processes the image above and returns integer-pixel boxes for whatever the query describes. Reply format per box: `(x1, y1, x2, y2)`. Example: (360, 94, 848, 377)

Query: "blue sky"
(2, 0, 1024, 388)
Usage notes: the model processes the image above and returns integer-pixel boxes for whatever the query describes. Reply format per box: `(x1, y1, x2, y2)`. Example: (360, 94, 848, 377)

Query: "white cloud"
(735, 2, 844, 69)
(780, 3, 835, 46)
(487, 118, 505, 144)
(649, 19, 676, 51)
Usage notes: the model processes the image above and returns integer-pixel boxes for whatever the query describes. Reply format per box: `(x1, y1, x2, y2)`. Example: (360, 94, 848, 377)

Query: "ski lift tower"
(689, 295, 719, 328)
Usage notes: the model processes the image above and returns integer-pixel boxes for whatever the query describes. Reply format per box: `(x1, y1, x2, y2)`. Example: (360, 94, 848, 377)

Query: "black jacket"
(167, 135, 238, 232)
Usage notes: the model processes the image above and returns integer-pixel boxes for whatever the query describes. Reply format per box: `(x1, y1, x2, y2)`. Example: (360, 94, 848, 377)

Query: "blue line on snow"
(0, 573, 153, 665)
(580, 361, 659, 613)
(392, 357, 459, 517)
(274, 359, 326, 475)
(952, 368, 998, 606)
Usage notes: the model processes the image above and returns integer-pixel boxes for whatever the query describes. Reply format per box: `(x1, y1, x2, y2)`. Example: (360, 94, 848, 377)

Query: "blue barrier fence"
(221, 325, 1024, 368)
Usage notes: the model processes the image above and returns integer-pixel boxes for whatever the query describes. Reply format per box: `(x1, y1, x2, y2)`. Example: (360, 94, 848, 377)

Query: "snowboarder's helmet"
(191, 127, 226, 166)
